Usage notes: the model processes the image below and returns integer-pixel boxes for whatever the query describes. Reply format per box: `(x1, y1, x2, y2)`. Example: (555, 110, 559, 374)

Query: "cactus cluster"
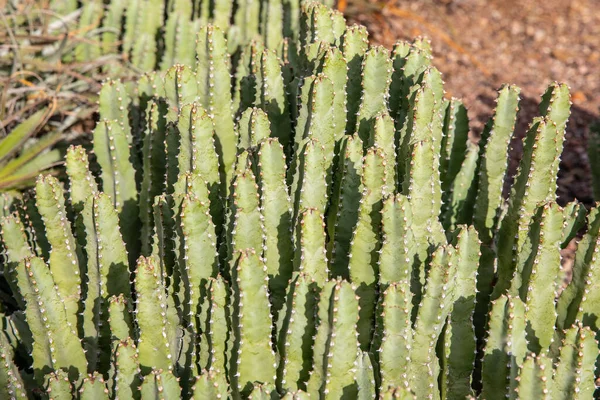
(1, 1, 599, 399)
(47, 0, 332, 72)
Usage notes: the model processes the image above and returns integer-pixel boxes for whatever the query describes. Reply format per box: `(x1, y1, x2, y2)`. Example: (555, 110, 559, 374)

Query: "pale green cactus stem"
(514, 354, 553, 399)
(510, 202, 563, 353)
(373, 280, 413, 391)
(65, 145, 99, 214)
(233, 40, 264, 113)
(230, 249, 277, 397)
(139, 100, 168, 255)
(481, 295, 527, 399)
(109, 338, 141, 400)
(45, 369, 73, 399)
(439, 98, 469, 196)
(98, 79, 133, 144)
(472, 85, 520, 243)
(321, 47, 348, 144)
(213, 0, 233, 30)
(34, 175, 82, 329)
(281, 389, 311, 400)
(101, 0, 126, 56)
(408, 246, 456, 399)
(307, 280, 360, 398)
(293, 208, 329, 284)
(191, 370, 228, 399)
(248, 382, 278, 399)
(291, 139, 328, 224)
(397, 80, 434, 186)
(177, 103, 223, 237)
(92, 118, 139, 264)
(161, 6, 196, 71)
(378, 194, 414, 285)
(356, 351, 376, 400)
(560, 200, 586, 248)
(389, 38, 432, 123)
(198, 276, 230, 398)
(328, 134, 364, 278)
(257, 138, 293, 312)
(370, 112, 397, 186)
(226, 168, 263, 271)
(380, 386, 416, 399)
(196, 25, 237, 194)
(307, 3, 345, 47)
(304, 74, 336, 179)
(237, 108, 271, 152)
(355, 46, 392, 143)
(163, 65, 199, 119)
(178, 191, 218, 329)
(261, 0, 284, 51)
(557, 206, 600, 330)
(443, 140, 479, 229)
(552, 324, 599, 399)
(0, 322, 27, 399)
(231, 0, 261, 49)
(19, 193, 49, 260)
(441, 226, 480, 400)
(299, 2, 319, 47)
(73, 1, 103, 63)
(342, 24, 369, 134)
(277, 272, 319, 392)
(128, 0, 164, 71)
(151, 194, 177, 280)
(404, 136, 447, 290)
(348, 147, 386, 349)
(0, 213, 32, 308)
(16, 257, 87, 382)
(80, 193, 131, 372)
(134, 256, 176, 373)
(139, 369, 181, 399)
(79, 372, 109, 400)
(495, 83, 570, 297)
(107, 294, 134, 342)
(261, 49, 292, 154)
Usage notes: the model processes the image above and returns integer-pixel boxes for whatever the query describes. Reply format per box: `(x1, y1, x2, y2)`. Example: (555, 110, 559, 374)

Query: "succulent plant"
(0, 1, 598, 400)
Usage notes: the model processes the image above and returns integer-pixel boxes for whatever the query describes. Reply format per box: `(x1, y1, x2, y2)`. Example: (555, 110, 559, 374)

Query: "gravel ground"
(345, 0, 600, 206)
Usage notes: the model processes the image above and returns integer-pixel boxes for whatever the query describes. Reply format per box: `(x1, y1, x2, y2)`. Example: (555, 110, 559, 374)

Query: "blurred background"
(343, 0, 600, 207)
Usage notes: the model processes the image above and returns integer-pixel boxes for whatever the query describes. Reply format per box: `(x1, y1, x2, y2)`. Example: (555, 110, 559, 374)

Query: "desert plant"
(0, 2, 598, 400)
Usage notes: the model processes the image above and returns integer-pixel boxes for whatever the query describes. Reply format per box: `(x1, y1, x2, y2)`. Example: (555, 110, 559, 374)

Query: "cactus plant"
(1, 1, 599, 400)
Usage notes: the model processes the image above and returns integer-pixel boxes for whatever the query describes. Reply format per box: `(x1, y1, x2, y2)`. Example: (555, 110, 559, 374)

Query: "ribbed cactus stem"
(34, 175, 81, 328)
(355, 46, 392, 142)
(139, 369, 181, 399)
(16, 257, 87, 382)
(109, 338, 141, 400)
(481, 295, 527, 399)
(348, 147, 386, 349)
(277, 272, 319, 392)
(328, 134, 364, 279)
(230, 249, 276, 397)
(257, 138, 293, 313)
(0, 325, 27, 399)
(307, 280, 360, 398)
(134, 256, 174, 373)
(341, 25, 368, 135)
(294, 208, 329, 284)
(45, 369, 73, 399)
(199, 276, 230, 397)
